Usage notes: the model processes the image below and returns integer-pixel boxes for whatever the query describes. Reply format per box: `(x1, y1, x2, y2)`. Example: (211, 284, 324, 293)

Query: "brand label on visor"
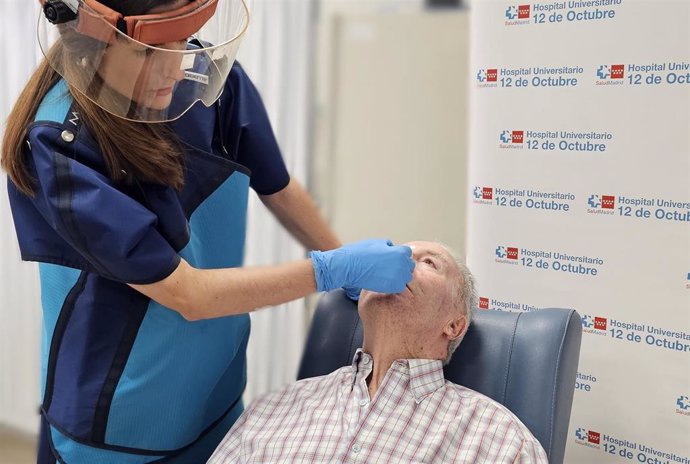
(184, 71, 210, 85)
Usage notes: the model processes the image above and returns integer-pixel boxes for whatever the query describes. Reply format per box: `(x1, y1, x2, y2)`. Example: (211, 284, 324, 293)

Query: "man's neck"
(365, 353, 398, 399)
(361, 335, 412, 398)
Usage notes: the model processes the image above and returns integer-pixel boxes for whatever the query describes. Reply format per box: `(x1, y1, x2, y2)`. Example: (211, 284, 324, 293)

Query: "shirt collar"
(351, 349, 446, 403)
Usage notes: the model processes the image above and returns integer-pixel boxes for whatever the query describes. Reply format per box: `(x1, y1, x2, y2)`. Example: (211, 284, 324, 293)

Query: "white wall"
(312, 6, 470, 255)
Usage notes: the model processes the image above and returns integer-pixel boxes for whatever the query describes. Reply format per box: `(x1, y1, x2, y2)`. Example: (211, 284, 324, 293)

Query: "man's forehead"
(408, 241, 453, 263)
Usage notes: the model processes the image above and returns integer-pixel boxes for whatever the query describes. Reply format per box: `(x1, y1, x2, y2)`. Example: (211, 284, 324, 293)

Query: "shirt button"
(359, 399, 368, 407)
(352, 444, 361, 453)
(362, 356, 370, 365)
(61, 130, 75, 143)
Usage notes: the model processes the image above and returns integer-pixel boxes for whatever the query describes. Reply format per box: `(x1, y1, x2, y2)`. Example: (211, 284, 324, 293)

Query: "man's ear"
(443, 315, 467, 341)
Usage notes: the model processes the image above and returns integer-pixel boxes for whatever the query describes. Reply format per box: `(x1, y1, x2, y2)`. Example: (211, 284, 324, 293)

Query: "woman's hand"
(310, 239, 415, 295)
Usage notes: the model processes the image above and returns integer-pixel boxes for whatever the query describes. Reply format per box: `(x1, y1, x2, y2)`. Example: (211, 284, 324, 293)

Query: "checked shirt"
(208, 350, 548, 463)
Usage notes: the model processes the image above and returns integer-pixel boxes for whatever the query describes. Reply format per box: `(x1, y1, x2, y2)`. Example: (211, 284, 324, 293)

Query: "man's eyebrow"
(425, 250, 449, 267)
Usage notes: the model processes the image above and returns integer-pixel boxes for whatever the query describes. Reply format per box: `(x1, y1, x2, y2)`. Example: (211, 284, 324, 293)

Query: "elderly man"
(208, 241, 548, 463)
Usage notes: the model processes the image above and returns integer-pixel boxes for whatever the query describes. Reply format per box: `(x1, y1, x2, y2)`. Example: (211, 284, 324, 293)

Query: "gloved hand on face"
(310, 239, 415, 299)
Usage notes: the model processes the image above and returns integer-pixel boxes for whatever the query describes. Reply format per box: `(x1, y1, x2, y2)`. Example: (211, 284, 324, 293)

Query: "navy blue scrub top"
(7, 62, 290, 462)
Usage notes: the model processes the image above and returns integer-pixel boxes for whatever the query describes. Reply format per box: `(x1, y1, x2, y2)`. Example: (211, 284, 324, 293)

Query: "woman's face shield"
(37, 0, 249, 123)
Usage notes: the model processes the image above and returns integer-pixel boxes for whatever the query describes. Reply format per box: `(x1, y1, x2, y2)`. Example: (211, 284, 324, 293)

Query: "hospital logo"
(496, 247, 507, 258)
(473, 186, 493, 200)
(495, 246, 519, 260)
(472, 187, 493, 205)
(596, 64, 625, 86)
(581, 315, 608, 336)
(477, 69, 498, 86)
(505, 4, 530, 20)
(597, 64, 624, 80)
(587, 195, 615, 215)
(518, 4, 530, 18)
(676, 396, 690, 416)
(581, 315, 593, 328)
(575, 428, 601, 448)
(587, 195, 615, 209)
(500, 130, 523, 144)
(479, 297, 490, 310)
(588, 431, 600, 444)
(495, 246, 519, 265)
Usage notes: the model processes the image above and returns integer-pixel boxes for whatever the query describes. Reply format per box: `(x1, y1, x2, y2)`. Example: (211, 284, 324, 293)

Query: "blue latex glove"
(343, 285, 362, 301)
(310, 239, 415, 294)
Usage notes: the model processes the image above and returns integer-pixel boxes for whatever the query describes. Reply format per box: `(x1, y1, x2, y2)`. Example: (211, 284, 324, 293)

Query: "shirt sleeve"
(225, 63, 291, 196)
(514, 438, 549, 463)
(24, 125, 181, 284)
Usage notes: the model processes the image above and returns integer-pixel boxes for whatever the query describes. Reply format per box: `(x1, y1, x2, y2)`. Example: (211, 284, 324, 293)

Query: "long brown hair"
(1, 0, 185, 196)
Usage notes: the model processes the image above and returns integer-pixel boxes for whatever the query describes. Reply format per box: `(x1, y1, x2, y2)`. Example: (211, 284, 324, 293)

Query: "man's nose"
(411, 262, 421, 277)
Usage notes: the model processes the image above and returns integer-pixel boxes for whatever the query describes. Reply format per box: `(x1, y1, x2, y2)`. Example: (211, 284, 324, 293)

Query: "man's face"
(359, 241, 464, 351)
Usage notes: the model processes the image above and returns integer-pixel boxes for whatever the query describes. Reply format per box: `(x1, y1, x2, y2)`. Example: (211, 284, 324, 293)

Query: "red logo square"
(487, 69, 498, 82)
(611, 65, 624, 79)
(482, 187, 493, 200)
(507, 247, 519, 260)
(601, 195, 615, 209)
(512, 131, 524, 144)
(594, 317, 607, 331)
(588, 431, 600, 444)
(518, 5, 530, 18)
(479, 297, 489, 310)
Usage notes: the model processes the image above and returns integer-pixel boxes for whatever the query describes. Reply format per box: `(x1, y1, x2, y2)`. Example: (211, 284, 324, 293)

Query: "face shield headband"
(40, 0, 219, 44)
(37, 0, 250, 123)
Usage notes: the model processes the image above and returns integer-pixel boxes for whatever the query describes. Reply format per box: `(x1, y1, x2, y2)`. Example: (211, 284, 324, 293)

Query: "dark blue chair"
(298, 290, 582, 464)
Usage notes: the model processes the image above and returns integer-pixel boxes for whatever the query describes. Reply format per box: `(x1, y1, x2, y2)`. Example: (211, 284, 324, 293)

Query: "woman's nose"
(168, 66, 185, 82)
(160, 41, 188, 80)
(161, 54, 185, 81)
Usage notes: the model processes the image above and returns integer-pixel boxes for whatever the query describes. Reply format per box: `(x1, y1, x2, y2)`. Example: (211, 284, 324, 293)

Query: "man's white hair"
(438, 244, 478, 365)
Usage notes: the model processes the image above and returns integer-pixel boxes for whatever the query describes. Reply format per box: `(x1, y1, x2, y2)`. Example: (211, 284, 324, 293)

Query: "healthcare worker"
(1, 0, 415, 462)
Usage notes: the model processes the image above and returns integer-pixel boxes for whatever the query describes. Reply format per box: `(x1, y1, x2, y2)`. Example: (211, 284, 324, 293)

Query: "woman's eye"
(423, 258, 436, 268)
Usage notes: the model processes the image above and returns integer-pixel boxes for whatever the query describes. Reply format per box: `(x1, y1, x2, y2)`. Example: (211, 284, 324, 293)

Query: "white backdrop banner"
(468, 1, 690, 463)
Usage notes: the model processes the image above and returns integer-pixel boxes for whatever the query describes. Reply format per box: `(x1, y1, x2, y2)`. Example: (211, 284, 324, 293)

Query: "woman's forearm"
(130, 258, 316, 320)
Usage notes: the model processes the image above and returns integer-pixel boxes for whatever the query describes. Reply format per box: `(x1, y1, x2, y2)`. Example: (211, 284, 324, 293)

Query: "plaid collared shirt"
(208, 350, 548, 463)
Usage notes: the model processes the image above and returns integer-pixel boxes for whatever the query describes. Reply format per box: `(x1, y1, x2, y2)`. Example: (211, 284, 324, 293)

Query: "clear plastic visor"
(37, 1, 249, 123)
